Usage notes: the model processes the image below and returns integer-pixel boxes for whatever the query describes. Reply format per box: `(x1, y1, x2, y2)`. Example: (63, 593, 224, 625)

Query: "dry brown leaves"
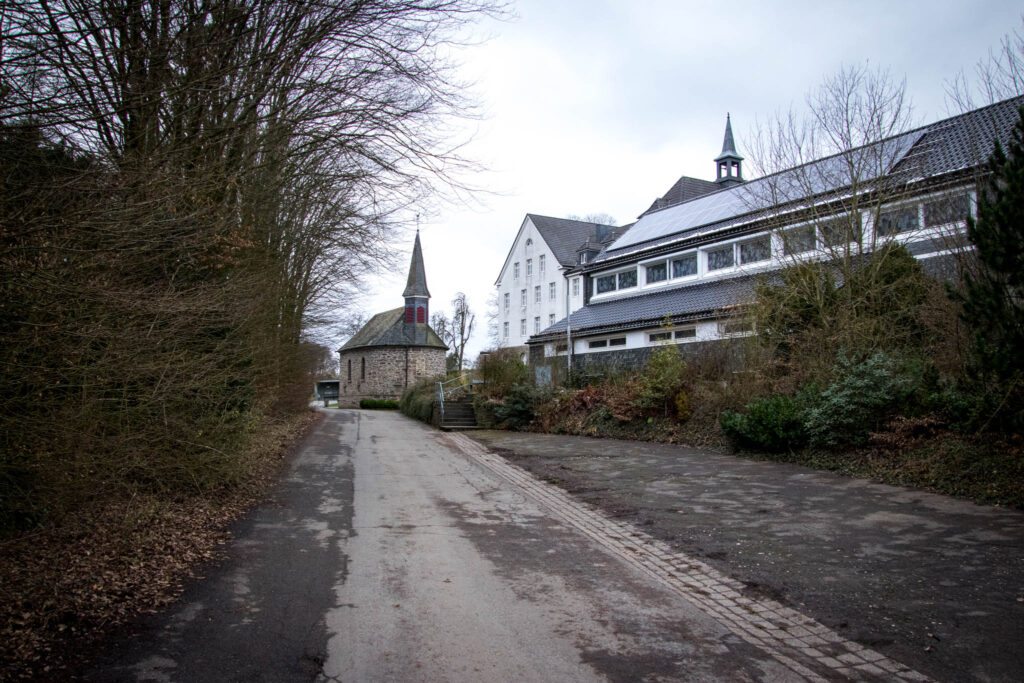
(0, 410, 321, 681)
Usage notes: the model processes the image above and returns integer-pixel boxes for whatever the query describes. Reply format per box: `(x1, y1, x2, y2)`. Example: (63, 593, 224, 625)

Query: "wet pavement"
(467, 430, 1024, 682)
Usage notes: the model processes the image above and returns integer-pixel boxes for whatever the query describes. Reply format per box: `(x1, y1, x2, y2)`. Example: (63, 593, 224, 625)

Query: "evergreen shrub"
(720, 394, 807, 453)
(359, 398, 399, 410)
(803, 351, 911, 449)
(399, 378, 437, 424)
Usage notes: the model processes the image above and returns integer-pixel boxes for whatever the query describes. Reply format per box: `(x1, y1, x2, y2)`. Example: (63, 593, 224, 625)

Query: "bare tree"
(0, 0, 504, 528)
(450, 292, 476, 372)
(741, 63, 961, 368)
(566, 212, 618, 225)
(947, 18, 1024, 110)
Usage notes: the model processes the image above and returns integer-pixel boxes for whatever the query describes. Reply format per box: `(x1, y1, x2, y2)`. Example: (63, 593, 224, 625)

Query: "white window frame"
(503, 292, 509, 311)
(572, 278, 580, 297)
(534, 285, 541, 303)
(526, 258, 533, 277)
(514, 261, 520, 279)
(502, 321, 509, 338)
(520, 319, 526, 336)
(549, 282, 556, 300)
(549, 313, 556, 325)
(539, 254, 545, 273)
(592, 266, 639, 298)
(520, 289, 526, 306)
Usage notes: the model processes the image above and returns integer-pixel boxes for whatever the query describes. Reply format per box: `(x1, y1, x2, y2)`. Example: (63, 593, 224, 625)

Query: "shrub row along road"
(90, 410, 936, 681)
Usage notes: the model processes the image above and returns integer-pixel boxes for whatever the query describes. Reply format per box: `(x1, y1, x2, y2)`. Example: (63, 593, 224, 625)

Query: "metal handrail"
(437, 372, 475, 424)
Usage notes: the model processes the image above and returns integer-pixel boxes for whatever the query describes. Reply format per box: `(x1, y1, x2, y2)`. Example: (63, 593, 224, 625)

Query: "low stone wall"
(529, 339, 743, 385)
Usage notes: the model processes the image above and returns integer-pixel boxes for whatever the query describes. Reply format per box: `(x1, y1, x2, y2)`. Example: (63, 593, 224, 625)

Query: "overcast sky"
(342, 0, 1023, 362)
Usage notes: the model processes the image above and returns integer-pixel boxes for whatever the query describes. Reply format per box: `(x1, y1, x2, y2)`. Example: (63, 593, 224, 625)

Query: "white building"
(493, 214, 624, 358)
(522, 97, 1023, 377)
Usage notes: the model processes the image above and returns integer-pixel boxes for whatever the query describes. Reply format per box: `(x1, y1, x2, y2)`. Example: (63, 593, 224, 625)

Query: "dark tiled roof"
(535, 275, 762, 339)
(608, 95, 1024, 262)
(339, 307, 447, 351)
(535, 250, 965, 343)
(402, 231, 430, 298)
(641, 175, 721, 217)
(527, 214, 621, 266)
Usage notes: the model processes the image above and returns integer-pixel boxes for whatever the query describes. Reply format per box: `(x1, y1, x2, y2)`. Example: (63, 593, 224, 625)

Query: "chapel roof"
(339, 307, 447, 351)
(402, 231, 430, 298)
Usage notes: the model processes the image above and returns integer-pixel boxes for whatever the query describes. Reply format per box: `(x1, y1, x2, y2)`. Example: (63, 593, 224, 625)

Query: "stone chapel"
(337, 232, 447, 407)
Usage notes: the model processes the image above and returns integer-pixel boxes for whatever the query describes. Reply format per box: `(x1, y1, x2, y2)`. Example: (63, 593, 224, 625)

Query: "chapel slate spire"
(403, 230, 431, 298)
(715, 113, 744, 188)
(402, 231, 431, 342)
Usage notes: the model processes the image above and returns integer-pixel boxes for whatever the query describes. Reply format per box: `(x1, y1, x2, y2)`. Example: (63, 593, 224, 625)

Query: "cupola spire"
(714, 113, 744, 187)
(402, 231, 431, 338)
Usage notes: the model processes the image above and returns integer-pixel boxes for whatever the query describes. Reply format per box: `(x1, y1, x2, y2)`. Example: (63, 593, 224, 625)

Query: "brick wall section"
(338, 346, 445, 407)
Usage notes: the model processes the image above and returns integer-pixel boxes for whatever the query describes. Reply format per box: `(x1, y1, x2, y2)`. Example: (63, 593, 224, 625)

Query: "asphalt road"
(83, 409, 887, 682)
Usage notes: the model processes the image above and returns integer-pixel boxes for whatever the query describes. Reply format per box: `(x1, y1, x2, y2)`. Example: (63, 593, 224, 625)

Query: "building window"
(740, 236, 771, 264)
(504, 292, 510, 310)
(520, 289, 526, 306)
(719, 319, 755, 336)
(707, 245, 734, 270)
(608, 337, 626, 347)
(596, 274, 616, 293)
(526, 238, 533, 246)
(534, 316, 540, 333)
(589, 339, 607, 348)
(782, 225, 815, 255)
(924, 193, 970, 227)
(579, 253, 588, 264)
(503, 322, 509, 338)
(672, 253, 697, 278)
(534, 285, 541, 303)
(347, 359, 352, 381)
(572, 278, 580, 297)
(514, 262, 520, 279)
(820, 214, 862, 247)
(618, 271, 637, 289)
(646, 262, 667, 283)
(675, 327, 697, 340)
(417, 306, 425, 323)
(526, 258, 533, 276)
(520, 319, 526, 336)
(877, 206, 919, 237)
(649, 331, 672, 342)
(549, 282, 556, 300)
(405, 306, 414, 323)
(549, 313, 556, 325)
(360, 357, 366, 379)
(539, 254, 545, 273)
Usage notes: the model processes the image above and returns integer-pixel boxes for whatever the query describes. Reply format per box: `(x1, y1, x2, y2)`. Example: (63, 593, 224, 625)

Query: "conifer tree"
(960, 105, 1024, 419)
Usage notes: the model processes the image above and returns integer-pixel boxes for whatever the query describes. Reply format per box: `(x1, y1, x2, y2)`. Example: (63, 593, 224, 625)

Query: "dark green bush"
(399, 378, 437, 424)
(720, 394, 807, 452)
(804, 351, 912, 449)
(632, 344, 689, 418)
(493, 383, 536, 429)
(359, 398, 399, 410)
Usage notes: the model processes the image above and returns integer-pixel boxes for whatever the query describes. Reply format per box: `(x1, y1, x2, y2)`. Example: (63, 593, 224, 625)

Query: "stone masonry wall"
(338, 346, 446, 407)
(529, 338, 743, 386)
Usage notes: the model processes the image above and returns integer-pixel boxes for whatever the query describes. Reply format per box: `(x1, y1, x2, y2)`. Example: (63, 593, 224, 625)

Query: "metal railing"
(437, 372, 478, 424)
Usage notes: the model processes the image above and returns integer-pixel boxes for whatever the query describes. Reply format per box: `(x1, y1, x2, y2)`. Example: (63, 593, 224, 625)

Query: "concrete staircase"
(440, 397, 478, 431)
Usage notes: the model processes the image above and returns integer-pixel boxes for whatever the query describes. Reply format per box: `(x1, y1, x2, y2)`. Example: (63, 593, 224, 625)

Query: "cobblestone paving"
(444, 432, 929, 682)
